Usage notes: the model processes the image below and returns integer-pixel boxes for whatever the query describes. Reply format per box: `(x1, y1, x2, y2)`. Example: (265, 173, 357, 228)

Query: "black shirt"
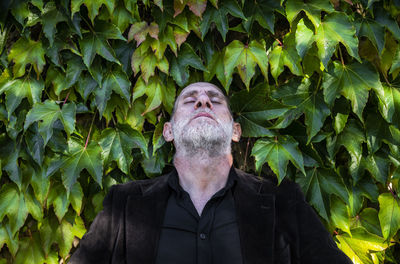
(155, 167, 243, 264)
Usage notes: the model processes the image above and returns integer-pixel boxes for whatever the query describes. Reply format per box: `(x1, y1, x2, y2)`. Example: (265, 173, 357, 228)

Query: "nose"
(194, 94, 213, 110)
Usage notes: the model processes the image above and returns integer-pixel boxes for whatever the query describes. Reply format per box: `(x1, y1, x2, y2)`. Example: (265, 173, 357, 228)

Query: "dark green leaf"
(60, 137, 103, 192)
(224, 40, 269, 89)
(0, 76, 43, 118)
(297, 167, 348, 220)
(8, 37, 45, 78)
(79, 21, 125, 67)
(171, 43, 207, 87)
(315, 12, 360, 67)
(99, 125, 147, 174)
(322, 61, 382, 121)
(252, 135, 305, 183)
(286, 0, 334, 27)
(24, 100, 76, 145)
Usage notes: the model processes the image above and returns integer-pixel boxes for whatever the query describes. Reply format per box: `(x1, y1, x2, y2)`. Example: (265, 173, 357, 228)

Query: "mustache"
(190, 109, 216, 120)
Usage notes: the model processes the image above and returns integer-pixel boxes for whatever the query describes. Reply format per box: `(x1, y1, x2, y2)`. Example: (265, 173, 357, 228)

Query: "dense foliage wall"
(0, 0, 399, 263)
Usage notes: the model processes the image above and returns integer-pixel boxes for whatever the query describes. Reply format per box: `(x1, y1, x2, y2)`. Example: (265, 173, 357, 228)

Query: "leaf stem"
(84, 111, 97, 150)
(338, 45, 345, 66)
(316, 75, 322, 92)
(382, 69, 391, 85)
(62, 91, 70, 107)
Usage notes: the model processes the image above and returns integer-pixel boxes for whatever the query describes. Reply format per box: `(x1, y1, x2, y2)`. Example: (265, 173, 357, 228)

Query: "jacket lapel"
(234, 170, 276, 264)
(125, 174, 171, 264)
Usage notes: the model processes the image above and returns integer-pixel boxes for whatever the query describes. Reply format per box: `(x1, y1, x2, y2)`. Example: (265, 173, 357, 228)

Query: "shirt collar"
(168, 166, 238, 197)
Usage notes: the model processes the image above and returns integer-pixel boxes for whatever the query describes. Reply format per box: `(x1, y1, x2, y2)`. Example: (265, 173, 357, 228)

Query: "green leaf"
(24, 188, 43, 221)
(39, 217, 57, 256)
(41, 1, 67, 46)
(315, 12, 360, 68)
(230, 83, 285, 137)
(0, 76, 43, 118)
(375, 84, 400, 128)
(132, 76, 175, 114)
(55, 219, 74, 258)
(25, 124, 45, 166)
(252, 135, 305, 183)
(14, 233, 45, 264)
(0, 223, 18, 257)
(24, 100, 76, 145)
(364, 153, 389, 184)
(79, 21, 125, 67)
(295, 18, 314, 58)
(200, 5, 228, 40)
(336, 227, 388, 264)
(102, 66, 131, 103)
(200, 0, 245, 41)
(355, 208, 383, 237)
(334, 113, 348, 135)
(243, 0, 281, 33)
(203, 48, 231, 91)
(0, 184, 28, 236)
(286, 0, 334, 27)
(322, 61, 382, 121)
(99, 125, 147, 174)
(47, 183, 69, 221)
(269, 33, 303, 82)
(224, 40, 269, 89)
(153, 118, 166, 155)
(375, 6, 400, 41)
(60, 137, 103, 192)
(131, 47, 169, 83)
(8, 37, 45, 78)
(356, 18, 385, 54)
(30, 167, 50, 206)
(0, 138, 22, 188)
(72, 215, 87, 239)
(297, 167, 348, 220)
(71, 0, 115, 23)
(366, 111, 394, 154)
(330, 196, 351, 235)
(336, 119, 366, 183)
(170, 43, 207, 87)
(76, 73, 98, 102)
(378, 193, 400, 240)
(70, 181, 83, 215)
(272, 78, 330, 143)
(111, 4, 135, 32)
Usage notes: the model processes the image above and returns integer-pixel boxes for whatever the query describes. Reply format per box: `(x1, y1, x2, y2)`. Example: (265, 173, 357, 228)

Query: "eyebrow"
(181, 90, 225, 100)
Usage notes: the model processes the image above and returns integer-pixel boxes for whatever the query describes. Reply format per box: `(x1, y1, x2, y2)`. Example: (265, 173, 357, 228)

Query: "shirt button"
(199, 233, 207, 240)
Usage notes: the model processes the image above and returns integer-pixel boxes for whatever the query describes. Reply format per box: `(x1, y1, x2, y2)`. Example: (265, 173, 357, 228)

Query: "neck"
(173, 150, 233, 215)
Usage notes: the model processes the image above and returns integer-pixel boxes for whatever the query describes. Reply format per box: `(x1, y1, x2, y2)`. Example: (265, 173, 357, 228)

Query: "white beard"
(172, 111, 233, 157)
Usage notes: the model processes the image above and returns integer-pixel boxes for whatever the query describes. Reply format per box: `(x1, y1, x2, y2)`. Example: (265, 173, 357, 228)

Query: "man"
(70, 82, 353, 263)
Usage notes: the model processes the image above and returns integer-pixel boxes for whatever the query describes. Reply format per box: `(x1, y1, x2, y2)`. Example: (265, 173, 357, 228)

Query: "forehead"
(177, 83, 226, 102)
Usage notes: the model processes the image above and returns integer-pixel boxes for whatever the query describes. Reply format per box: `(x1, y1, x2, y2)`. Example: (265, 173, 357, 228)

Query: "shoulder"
(234, 168, 302, 200)
(105, 173, 170, 203)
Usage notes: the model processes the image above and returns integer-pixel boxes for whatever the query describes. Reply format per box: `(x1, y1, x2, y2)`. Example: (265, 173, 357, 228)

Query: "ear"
(232, 122, 241, 142)
(163, 122, 174, 142)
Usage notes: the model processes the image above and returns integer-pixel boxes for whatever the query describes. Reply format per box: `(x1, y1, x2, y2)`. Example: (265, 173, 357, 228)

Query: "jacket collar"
(125, 168, 276, 264)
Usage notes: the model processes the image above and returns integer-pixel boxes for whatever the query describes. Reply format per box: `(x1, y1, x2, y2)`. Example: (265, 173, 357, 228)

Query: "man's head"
(163, 82, 241, 157)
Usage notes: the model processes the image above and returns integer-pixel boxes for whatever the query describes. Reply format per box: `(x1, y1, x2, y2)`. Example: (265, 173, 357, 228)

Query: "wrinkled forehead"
(176, 82, 227, 103)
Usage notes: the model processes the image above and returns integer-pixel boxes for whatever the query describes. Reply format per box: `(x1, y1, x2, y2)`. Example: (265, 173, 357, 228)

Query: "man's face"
(163, 82, 241, 156)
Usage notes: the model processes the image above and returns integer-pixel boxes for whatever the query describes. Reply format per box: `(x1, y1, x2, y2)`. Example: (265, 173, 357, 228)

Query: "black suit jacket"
(69, 168, 353, 264)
